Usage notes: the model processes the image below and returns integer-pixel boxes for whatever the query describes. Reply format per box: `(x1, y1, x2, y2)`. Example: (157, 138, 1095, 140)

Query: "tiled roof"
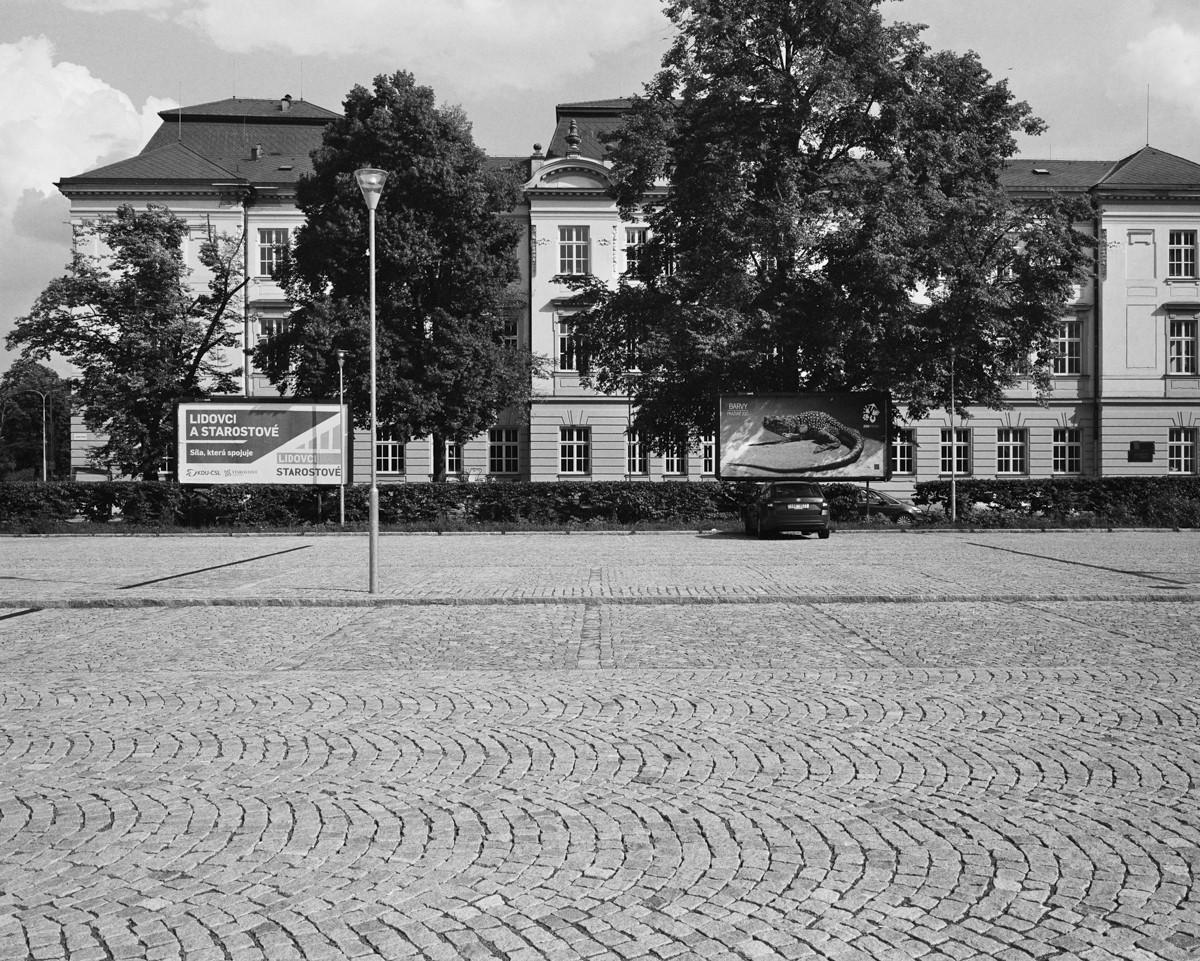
(161, 97, 339, 123)
(1001, 160, 1116, 190)
(546, 115, 626, 161)
(555, 99, 634, 113)
(1100, 145, 1200, 188)
(59, 142, 236, 183)
(142, 122, 327, 184)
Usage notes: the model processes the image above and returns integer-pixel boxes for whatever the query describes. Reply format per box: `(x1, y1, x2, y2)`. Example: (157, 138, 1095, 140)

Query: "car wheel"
(817, 529, 831, 539)
(894, 514, 913, 527)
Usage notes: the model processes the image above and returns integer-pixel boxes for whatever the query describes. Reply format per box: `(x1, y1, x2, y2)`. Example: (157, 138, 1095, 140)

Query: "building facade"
(54, 97, 1200, 488)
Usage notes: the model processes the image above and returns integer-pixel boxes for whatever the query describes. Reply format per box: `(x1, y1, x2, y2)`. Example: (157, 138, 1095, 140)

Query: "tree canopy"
(6, 204, 245, 479)
(0, 360, 71, 480)
(567, 0, 1094, 449)
(258, 70, 540, 478)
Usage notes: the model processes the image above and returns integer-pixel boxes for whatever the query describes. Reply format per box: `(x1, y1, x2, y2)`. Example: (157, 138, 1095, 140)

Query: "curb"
(2, 593, 1196, 609)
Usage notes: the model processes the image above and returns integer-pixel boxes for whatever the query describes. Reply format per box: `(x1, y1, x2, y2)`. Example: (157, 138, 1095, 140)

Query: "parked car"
(742, 481, 831, 538)
(854, 487, 925, 525)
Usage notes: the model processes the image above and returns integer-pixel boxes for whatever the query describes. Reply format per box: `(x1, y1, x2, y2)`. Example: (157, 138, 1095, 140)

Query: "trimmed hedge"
(914, 476, 1200, 527)
(0, 480, 765, 528)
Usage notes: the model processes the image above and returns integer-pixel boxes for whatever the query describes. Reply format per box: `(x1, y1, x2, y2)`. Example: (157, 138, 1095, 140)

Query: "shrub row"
(914, 476, 1200, 527)
(0, 480, 768, 527)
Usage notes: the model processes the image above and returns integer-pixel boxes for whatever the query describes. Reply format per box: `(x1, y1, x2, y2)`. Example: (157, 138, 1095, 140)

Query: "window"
(1053, 318, 1082, 375)
(625, 227, 648, 275)
(1169, 428, 1196, 473)
(257, 315, 290, 344)
(559, 226, 590, 275)
(663, 440, 687, 476)
(560, 427, 590, 474)
(1053, 428, 1081, 474)
(376, 435, 403, 474)
(258, 228, 289, 278)
(702, 434, 716, 475)
(489, 429, 519, 474)
(892, 429, 915, 475)
(627, 431, 648, 475)
(502, 314, 519, 350)
(1169, 231, 1197, 278)
(445, 442, 462, 475)
(558, 319, 587, 372)
(1169, 317, 1198, 374)
(996, 428, 1027, 474)
(940, 428, 970, 475)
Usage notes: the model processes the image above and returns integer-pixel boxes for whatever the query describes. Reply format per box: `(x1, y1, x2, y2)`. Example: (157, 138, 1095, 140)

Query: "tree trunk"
(432, 431, 446, 482)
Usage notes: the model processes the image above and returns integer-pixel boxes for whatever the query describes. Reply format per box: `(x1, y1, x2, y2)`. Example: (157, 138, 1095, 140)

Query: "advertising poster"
(177, 401, 346, 485)
(718, 392, 891, 481)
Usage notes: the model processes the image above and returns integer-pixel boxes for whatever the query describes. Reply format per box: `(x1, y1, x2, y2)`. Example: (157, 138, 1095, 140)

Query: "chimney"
(281, 94, 292, 112)
(251, 143, 263, 161)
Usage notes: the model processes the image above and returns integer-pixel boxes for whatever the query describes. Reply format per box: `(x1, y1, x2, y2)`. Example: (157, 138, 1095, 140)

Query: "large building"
(54, 97, 1200, 487)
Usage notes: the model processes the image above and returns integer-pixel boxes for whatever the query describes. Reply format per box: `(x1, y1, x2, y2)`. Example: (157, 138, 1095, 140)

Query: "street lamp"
(336, 349, 346, 528)
(15, 389, 52, 482)
(354, 167, 388, 594)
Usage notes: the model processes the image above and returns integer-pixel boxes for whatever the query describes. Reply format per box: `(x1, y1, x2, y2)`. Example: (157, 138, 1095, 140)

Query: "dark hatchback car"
(743, 482, 831, 538)
(854, 487, 925, 525)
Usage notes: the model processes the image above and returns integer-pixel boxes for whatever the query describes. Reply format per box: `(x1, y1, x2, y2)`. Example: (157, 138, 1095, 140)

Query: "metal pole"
(369, 206, 379, 594)
(338, 351, 345, 527)
(950, 348, 957, 524)
(41, 393, 48, 483)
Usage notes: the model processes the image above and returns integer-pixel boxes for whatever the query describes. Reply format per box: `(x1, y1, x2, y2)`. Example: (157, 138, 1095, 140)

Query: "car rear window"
(772, 483, 823, 498)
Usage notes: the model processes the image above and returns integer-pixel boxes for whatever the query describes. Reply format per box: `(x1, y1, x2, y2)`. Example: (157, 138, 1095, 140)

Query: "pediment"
(528, 160, 613, 191)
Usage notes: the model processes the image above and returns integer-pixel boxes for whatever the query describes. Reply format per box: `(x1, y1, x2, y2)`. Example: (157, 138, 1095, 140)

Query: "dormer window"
(1032, 168, 1050, 175)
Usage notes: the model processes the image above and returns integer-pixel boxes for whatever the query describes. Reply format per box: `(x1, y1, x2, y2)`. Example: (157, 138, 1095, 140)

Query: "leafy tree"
(0, 360, 71, 480)
(7, 204, 245, 479)
(567, 0, 1094, 449)
(259, 70, 540, 480)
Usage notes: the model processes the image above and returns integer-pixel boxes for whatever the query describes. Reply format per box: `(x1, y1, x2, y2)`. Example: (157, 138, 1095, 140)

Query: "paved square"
(0, 532, 1198, 960)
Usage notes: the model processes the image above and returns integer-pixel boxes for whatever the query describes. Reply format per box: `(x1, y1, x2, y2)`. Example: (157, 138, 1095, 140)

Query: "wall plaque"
(1128, 441, 1155, 463)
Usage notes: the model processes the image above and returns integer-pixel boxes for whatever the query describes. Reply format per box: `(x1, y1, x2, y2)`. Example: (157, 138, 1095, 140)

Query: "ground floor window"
(445, 442, 463, 475)
(892, 429, 915, 475)
(627, 431, 647, 475)
(560, 427, 590, 474)
(376, 435, 403, 474)
(1169, 428, 1196, 473)
(702, 434, 716, 475)
(1053, 428, 1081, 474)
(940, 428, 970, 475)
(663, 440, 687, 476)
(996, 428, 1027, 474)
(488, 429, 519, 474)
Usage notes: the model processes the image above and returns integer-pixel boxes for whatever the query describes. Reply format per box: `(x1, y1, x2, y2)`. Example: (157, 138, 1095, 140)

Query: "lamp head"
(354, 167, 388, 211)
(336, 348, 346, 369)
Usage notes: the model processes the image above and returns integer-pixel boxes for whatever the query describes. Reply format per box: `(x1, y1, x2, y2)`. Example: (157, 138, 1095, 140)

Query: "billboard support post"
(950, 348, 957, 524)
(337, 349, 346, 528)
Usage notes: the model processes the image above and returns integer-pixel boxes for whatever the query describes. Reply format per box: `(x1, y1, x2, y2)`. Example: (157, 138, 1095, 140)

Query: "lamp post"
(949, 347, 957, 524)
(354, 167, 388, 594)
(15, 389, 51, 482)
(336, 348, 346, 528)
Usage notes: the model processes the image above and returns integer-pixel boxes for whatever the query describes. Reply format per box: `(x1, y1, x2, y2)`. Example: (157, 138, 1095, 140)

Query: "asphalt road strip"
(0, 608, 42, 620)
(117, 545, 313, 590)
(965, 541, 1195, 584)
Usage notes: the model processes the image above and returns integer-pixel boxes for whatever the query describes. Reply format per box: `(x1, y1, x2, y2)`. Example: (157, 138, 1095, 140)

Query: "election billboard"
(177, 401, 346, 485)
(718, 392, 891, 481)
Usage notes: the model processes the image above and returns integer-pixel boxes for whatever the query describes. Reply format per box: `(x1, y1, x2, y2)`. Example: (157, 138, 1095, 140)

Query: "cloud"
(0, 36, 173, 371)
(59, 0, 669, 91)
(1123, 23, 1200, 113)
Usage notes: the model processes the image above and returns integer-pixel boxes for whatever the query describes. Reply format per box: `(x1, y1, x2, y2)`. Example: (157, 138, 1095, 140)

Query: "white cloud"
(1123, 23, 1200, 114)
(0, 36, 174, 371)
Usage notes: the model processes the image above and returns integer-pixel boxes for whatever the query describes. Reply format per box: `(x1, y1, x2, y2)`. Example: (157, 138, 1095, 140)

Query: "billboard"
(718, 392, 891, 481)
(177, 401, 346, 485)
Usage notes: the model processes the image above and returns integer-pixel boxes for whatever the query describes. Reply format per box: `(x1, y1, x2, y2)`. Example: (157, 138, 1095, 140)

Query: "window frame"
(663, 439, 687, 476)
(1053, 318, 1082, 375)
(1169, 316, 1198, 375)
(892, 428, 915, 475)
(627, 431, 648, 476)
(701, 434, 716, 475)
(257, 227, 290, 278)
(488, 428, 520, 475)
(1169, 428, 1197, 474)
(939, 428, 971, 476)
(1169, 230, 1197, 279)
(557, 317, 587, 372)
(445, 441, 463, 476)
(995, 428, 1028, 475)
(376, 435, 404, 475)
(624, 226, 648, 276)
(1052, 428, 1082, 474)
(560, 427, 591, 475)
(558, 226, 591, 276)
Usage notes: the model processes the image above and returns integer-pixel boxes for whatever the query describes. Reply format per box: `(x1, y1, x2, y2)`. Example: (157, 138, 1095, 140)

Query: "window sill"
(557, 474, 591, 480)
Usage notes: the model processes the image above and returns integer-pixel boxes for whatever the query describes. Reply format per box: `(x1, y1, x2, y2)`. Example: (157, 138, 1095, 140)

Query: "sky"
(4, 0, 1200, 374)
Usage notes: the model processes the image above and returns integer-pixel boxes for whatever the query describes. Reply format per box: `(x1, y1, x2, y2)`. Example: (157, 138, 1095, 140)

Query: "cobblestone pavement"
(2, 530, 1200, 604)
(0, 534, 1198, 960)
